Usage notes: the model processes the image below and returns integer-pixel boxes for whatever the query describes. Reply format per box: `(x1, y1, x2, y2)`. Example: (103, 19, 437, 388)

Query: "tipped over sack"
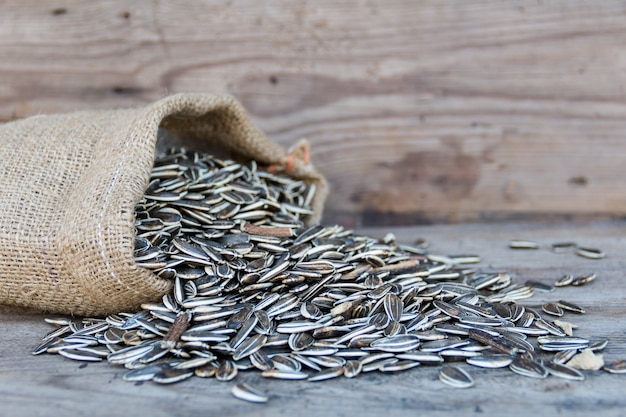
(0, 94, 327, 316)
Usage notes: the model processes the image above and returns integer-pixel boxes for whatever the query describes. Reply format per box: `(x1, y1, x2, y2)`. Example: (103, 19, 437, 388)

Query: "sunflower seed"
(174, 357, 215, 370)
(439, 366, 474, 388)
(575, 247, 605, 259)
(153, 368, 194, 384)
(261, 369, 309, 380)
(380, 360, 421, 372)
(588, 340, 608, 352)
(510, 356, 548, 379)
(550, 242, 577, 253)
(509, 240, 539, 249)
(538, 335, 590, 345)
(466, 354, 513, 369)
(360, 358, 397, 372)
(571, 273, 597, 286)
(535, 319, 566, 336)
(553, 349, 579, 365)
(107, 343, 156, 365)
(603, 360, 626, 374)
(343, 360, 363, 378)
(216, 360, 238, 381)
(383, 293, 403, 322)
(468, 328, 518, 355)
(231, 383, 269, 403)
(525, 280, 554, 293)
(307, 367, 344, 382)
(554, 274, 574, 287)
(545, 361, 585, 381)
(58, 348, 105, 362)
(369, 335, 421, 353)
(123, 364, 170, 382)
(232, 334, 267, 361)
(421, 338, 469, 353)
(542, 303, 564, 317)
(556, 300, 585, 314)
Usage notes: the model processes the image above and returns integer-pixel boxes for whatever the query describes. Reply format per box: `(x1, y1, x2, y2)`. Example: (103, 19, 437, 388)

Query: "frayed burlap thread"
(0, 93, 327, 316)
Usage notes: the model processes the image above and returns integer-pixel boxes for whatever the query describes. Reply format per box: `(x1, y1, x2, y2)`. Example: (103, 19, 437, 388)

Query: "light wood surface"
(1, 1, 626, 225)
(1, 221, 624, 417)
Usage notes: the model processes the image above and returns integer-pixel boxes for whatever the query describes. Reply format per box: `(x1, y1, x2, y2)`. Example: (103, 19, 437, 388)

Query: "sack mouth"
(155, 127, 262, 165)
(0, 93, 327, 316)
(119, 94, 328, 313)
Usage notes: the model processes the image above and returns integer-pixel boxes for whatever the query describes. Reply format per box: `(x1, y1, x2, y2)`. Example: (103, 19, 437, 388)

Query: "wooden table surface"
(1, 220, 624, 417)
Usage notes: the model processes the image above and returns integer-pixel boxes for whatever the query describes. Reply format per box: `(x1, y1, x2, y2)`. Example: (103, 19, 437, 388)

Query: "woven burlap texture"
(0, 93, 328, 316)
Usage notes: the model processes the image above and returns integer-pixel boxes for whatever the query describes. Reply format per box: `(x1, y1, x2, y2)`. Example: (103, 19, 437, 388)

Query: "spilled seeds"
(33, 148, 620, 403)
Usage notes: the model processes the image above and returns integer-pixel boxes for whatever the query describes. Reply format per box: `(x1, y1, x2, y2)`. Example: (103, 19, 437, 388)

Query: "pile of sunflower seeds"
(34, 148, 624, 403)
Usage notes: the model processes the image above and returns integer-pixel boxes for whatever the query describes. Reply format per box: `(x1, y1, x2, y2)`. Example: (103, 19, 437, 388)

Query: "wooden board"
(1, 221, 625, 417)
(1, 1, 626, 225)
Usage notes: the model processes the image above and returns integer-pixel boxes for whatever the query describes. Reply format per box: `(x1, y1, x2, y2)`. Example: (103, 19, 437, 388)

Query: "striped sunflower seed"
(439, 366, 474, 388)
(231, 383, 269, 403)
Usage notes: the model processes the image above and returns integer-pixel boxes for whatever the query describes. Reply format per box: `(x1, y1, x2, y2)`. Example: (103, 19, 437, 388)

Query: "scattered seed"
(542, 303, 564, 317)
(571, 273, 596, 287)
(556, 300, 585, 314)
(508, 240, 539, 249)
(525, 280, 554, 293)
(545, 361, 585, 381)
(439, 366, 474, 388)
(231, 383, 268, 403)
(550, 242, 577, 253)
(575, 247, 605, 260)
(554, 274, 574, 287)
(603, 360, 626, 374)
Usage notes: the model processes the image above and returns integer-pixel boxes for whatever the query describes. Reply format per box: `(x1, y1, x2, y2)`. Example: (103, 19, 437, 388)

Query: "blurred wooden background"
(2, 0, 626, 227)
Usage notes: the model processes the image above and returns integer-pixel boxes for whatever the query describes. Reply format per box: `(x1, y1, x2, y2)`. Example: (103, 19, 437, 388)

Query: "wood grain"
(1, 1, 626, 225)
(1, 221, 625, 417)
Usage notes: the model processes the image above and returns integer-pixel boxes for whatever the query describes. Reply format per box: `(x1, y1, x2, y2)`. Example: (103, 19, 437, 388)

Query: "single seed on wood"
(231, 383, 269, 403)
(439, 366, 474, 388)
(575, 247, 605, 259)
(556, 300, 585, 314)
(571, 273, 596, 286)
(508, 240, 539, 249)
(554, 274, 574, 287)
(603, 360, 626, 374)
(550, 242, 577, 253)
(542, 303, 564, 317)
(525, 280, 554, 293)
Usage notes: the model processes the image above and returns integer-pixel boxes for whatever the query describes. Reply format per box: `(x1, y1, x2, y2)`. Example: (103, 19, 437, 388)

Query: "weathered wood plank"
(1, 1, 626, 224)
(1, 221, 624, 417)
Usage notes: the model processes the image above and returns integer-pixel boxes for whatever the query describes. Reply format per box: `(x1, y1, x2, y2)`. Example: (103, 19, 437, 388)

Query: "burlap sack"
(0, 93, 327, 316)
